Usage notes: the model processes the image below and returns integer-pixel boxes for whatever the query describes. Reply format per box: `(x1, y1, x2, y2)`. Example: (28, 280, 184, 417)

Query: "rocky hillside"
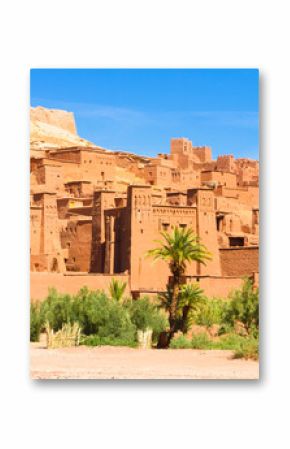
(30, 106, 96, 150)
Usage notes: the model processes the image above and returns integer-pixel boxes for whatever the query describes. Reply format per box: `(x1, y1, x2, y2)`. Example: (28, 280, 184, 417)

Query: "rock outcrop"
(31, 106, 77, 134)
(30, 106, 95, 150)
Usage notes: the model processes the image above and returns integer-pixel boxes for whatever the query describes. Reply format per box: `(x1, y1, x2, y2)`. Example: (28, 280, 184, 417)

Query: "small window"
(162, 223, 170, 231)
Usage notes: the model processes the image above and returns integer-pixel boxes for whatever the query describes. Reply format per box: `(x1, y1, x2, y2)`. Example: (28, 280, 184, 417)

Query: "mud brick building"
(30, 109, 259, 298)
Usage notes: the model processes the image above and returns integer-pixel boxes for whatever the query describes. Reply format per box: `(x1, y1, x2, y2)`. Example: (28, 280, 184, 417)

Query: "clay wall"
(38, 164, 63, 192)
(216, 155, 235, 173)
(31, 192, 65, 272)
(127, 185, 218, 292)
(185, 276, 244, 298)
(236, 186, 259, 208)
(30, 272, 130, 301)
(166, 192, 188, 206)
(49, 149, 81, 163)
(223, 214, 242, 234)
(170, 138, 193, 156)
(60, 220, 92, 272)
(172, 169, 201, 188)
(153, 157, 176, 168)
(65, 181, 93, 198)
(192, 146, 212, 163)
(214, 196, 239, 213)
(80, 150, 116, 183)
(30, 207, 42, 255)
(170, 153, 190, 169)
(90, 190, 116, 273)
(144, 165, 172, 186)
(57, 160, 81, 181)
(193, 189, 221, 276)
(237, 166, 259, 186)
(220, 246, 259, 276)
(201, 171, 237, 188)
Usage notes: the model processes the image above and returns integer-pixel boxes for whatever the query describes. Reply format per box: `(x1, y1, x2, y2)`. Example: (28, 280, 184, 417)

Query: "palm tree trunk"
(168, 273, 180, 342)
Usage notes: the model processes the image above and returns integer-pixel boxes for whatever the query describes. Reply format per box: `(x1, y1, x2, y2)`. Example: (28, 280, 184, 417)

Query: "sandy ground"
(30, 343, 259, 380)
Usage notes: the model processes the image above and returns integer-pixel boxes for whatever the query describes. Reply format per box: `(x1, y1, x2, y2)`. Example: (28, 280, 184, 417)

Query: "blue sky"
(30, 69, 259, 159)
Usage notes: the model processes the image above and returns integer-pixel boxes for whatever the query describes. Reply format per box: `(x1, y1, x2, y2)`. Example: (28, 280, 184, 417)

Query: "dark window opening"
(229, 237, 245, 247)
(216, 216, 223, 231)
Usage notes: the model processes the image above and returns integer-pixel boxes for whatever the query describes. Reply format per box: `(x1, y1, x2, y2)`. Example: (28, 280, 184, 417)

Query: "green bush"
(80, 335, 137, 348)
(192, 297, 226, 328)
(217, 323, 234, 336)
(224, 278, 259, 332)
(169, 331, 259, 357)
(30, 302, 44, 342)
(129, 296, 168, 342)
(233, 337, 259, 360)
(31, 287, 136, 342)
(215, 333, 247, 350)
(108, 278, 127, 302)
(191, 332, 212, 349)
(169, 334, 192, 349)
(72, 287, 136, 340)
(40, 288, 74, 332)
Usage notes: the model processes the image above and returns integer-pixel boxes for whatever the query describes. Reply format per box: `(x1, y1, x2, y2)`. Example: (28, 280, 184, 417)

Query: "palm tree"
(147, 227, 211, 341)
(178, 284, 205, 333)
(109, 278, 127, 302)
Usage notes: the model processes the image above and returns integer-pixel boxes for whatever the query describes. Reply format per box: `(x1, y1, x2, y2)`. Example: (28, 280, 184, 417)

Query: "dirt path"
(30, 343, 259, 380)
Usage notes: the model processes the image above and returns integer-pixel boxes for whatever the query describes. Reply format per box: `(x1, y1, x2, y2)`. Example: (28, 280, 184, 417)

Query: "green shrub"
(215, 333, 246, 350)
(33, 287, 136, 342)
(191, 332, 212, 349)
(129, 296, 168, 342)
(72, 287, 136, 340)
(233, 337, 259, 360)
(217, 323, 234, 336)
(192, 297, 226, 328)
(108, 278, 127, 302)
(30, 302, 43, 342)
(224, 278, 259, 332)
(169, 334, 192, 349)
(80, 335, 137, 348)
(40, 288, 74, 331)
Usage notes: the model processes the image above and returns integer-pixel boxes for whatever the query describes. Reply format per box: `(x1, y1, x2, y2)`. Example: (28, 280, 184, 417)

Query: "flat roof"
(167, 191, 187, 196)
(65, 180, 92, 185)
(49, 146, 112, 155)
(220, 246, 259, 251)
(152, 204, 197, 210)
(201, 170, 236, 175)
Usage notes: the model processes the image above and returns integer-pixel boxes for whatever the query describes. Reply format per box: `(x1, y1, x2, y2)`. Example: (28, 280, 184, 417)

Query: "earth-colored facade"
(30, 107, 259, 299)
